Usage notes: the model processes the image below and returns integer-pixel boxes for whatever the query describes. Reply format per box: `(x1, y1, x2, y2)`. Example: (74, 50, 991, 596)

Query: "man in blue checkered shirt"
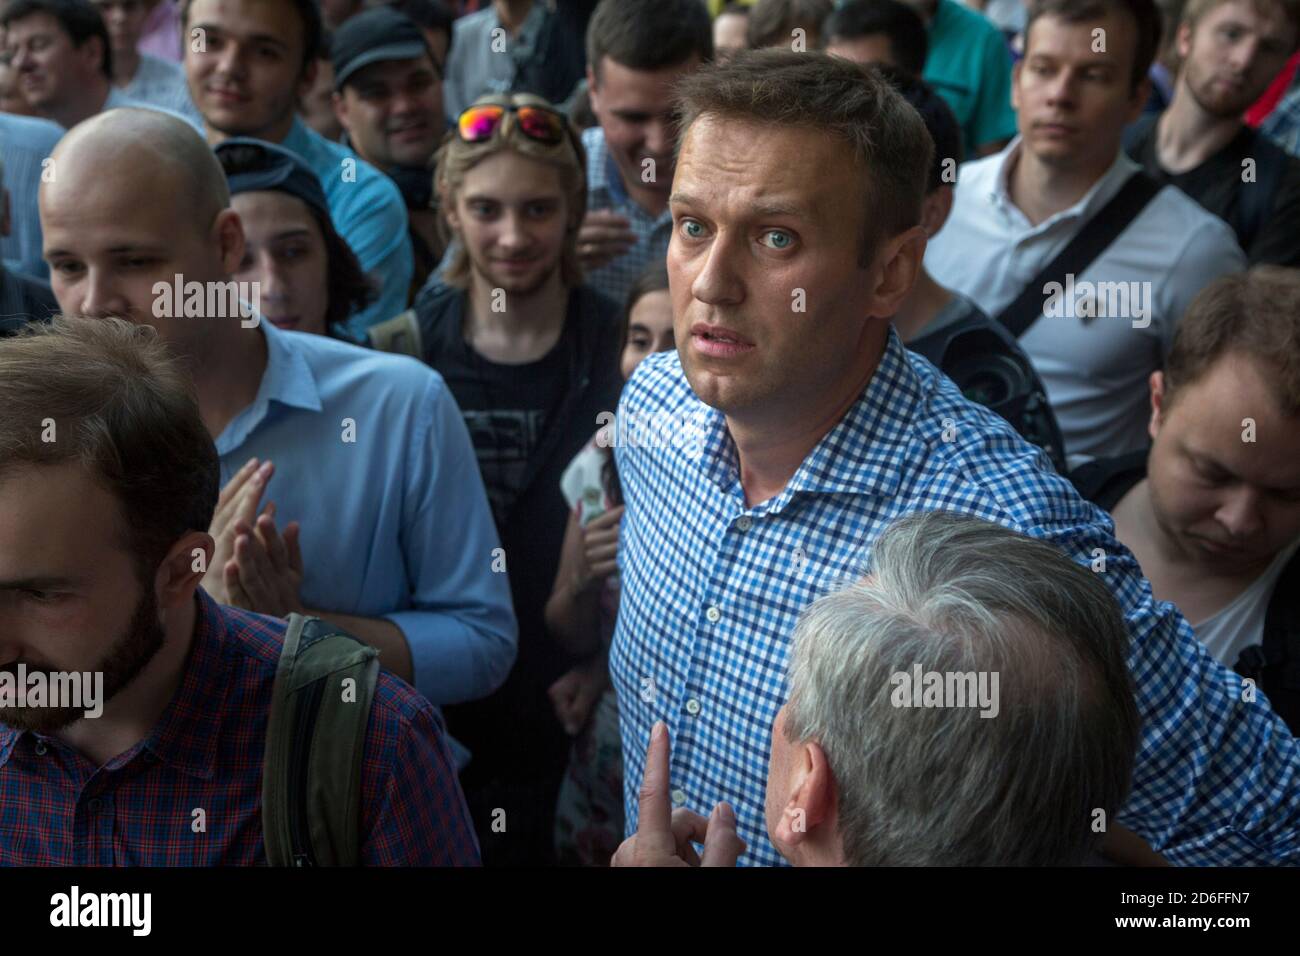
(573, 0, 711, 307)
(611, 48, 1300, 867)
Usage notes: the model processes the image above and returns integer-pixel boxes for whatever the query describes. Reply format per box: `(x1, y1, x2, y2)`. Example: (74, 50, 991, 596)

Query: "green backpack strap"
(262, 614, 381, 867)
(366, 309, 423, 358)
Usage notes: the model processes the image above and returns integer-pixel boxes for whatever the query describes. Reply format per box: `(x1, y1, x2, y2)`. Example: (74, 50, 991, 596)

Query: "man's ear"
(296, 58, 320, 103)
(154, 530, 215, 611)
(1126, 73, 1152, 123)
(332, 88, 350, 132)
(866, 225, 927, 319)
(1148, 369, 1166, 441)
(772, 739, 837, 852)
(585, 64, 600, 115)
(81, 35, 107, 78)
(213, 208, 246, 278)
(919, 186, 954, 238)
(440, 184, 461, 235)
(1176, 21, 1194, 63)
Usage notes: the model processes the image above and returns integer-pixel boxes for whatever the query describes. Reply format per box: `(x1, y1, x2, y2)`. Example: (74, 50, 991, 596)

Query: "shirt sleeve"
(329, 161, 414, 334)
(968, 28, 1018, 153)
(1061, 521, 1300, 864)
(361, 694, 481, 865)
(384, 373, 518, 706)
(1156, 216, 1246, 356)
(1245, 160, 1300, 267)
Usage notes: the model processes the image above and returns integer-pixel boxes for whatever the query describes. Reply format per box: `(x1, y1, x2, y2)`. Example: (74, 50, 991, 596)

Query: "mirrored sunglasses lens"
(460, 107, 503, 141)
(517, 108, 563, 144)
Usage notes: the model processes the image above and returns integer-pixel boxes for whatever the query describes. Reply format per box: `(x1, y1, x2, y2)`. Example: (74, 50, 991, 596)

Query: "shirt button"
(33, 740, 48, 756)
(735, 516, 752, 531)
(685, 698, 701, 716)
(671, 789, 687, 807)
(705, 606, 721, 623)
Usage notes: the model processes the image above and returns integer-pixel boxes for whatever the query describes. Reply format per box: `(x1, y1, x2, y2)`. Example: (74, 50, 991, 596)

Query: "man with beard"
(0, 316, 479, 865)
(181, 0, 412, 335)
(367, 93, 622, 864)
(39, 108, 516, 723)
(1125, 0, 1300, 265)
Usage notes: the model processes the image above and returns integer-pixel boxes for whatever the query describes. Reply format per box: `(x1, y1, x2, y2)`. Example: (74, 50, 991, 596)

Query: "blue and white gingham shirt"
(581, 126, 673, 308)
(612, 330, 1300, 866)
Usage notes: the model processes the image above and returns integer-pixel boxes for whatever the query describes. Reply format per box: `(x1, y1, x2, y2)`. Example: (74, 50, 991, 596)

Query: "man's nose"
(688, 230, 743, 307)
(644, 119, 673, 160)
(1044, 70, 1078, 106)
(1216, 487, 1265, 540)
(79, 272, 131, 319)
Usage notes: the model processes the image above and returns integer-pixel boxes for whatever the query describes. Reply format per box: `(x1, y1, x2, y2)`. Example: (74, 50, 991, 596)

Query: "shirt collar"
(991, 137, 1141, 226)
(584, 128, 616, 203)
(281, 115, 312, 157)
(697, 328, 918, 509)
(0, 589, 235, 779)
(215, 320, 323, 455)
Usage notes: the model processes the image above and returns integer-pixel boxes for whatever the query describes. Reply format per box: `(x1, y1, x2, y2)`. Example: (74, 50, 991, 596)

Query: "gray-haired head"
(783, 510, 1141, 866)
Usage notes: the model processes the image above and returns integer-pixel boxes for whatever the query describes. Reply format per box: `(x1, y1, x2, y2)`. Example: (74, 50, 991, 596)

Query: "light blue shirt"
(0, 112, 63, 279)
(213, 321, 517, 706)
(121, 53, 203, 127)
(281, 117, 413, 336)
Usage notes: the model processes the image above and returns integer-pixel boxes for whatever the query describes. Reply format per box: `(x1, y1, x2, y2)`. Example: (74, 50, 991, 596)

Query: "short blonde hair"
(434, 93, 588, 290)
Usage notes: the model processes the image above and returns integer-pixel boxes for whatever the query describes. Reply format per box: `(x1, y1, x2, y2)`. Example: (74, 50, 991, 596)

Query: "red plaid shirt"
(0, 589, 480, 865)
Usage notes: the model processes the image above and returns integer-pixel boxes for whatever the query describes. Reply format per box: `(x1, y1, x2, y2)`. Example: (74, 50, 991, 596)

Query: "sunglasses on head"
(457, 103, 570, 147)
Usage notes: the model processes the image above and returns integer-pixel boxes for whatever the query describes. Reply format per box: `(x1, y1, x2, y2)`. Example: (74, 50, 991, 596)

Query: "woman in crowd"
(215, 137, 376, 338)
(546, 263, 675, 866)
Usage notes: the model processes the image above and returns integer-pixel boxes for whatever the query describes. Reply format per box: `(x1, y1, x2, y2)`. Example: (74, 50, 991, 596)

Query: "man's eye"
(470, 202, 496, 217)
(680, 219, 705, 239)
(22, 589, 60, 603)
(51, 260, 83, 276)
(761, 230, 793, 250)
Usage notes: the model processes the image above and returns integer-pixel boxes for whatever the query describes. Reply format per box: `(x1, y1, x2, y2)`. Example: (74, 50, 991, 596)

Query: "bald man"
(40, 108, 517, 713)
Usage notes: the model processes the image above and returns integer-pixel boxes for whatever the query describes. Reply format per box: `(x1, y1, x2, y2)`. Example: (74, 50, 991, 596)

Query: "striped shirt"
(612, 330, 1300, 866)
(0, 589, 481, 865)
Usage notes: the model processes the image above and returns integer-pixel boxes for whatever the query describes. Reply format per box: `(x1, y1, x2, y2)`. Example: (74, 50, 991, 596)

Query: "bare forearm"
(302, 607, 414, 684)
(545, 579, 604, 658)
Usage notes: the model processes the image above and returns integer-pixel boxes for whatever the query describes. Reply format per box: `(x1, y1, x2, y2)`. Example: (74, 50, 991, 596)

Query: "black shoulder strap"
(1237, 134, 1286, 252)
(1234, 547, 1300, 736)
(995, 172, 1164, 340)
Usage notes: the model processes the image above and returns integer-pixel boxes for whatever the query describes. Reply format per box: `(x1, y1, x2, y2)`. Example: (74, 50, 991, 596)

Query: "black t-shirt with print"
(435, 322, 573, 528)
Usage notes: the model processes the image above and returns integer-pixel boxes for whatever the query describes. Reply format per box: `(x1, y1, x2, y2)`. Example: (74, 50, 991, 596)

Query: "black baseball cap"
(331, 7, 434, 90)
(214, 138, 331, 222)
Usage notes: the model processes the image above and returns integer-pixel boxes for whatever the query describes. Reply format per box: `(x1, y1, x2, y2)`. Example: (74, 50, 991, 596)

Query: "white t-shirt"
(1193, 539, 1300, 667)
(925, 141, 1246, 464)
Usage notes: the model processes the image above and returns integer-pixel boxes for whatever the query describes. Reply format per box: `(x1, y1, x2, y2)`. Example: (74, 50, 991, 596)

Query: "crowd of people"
(0, 0, 1298, 868)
